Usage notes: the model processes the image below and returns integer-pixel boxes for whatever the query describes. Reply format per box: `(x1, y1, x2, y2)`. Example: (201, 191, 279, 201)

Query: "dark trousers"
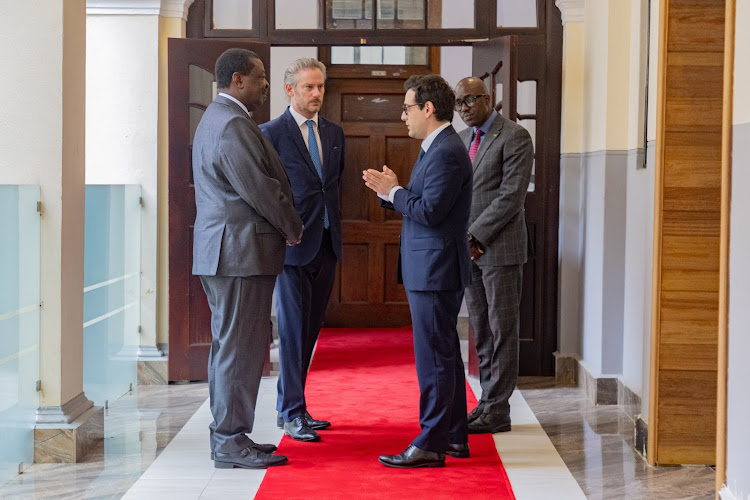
(200, 274, 276, 454)
(406, 289, 469, 453)
(275, 230, 337, 422)
(464, 263, 523, 416)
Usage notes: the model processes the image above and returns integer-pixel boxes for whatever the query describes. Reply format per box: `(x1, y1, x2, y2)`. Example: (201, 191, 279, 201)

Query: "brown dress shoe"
(468, 413, 511, 434)
(379, 445, 445, 468)
(446, 443, 470, 458)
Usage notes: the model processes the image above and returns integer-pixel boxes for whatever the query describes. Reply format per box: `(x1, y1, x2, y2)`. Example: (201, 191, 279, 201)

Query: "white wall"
(269, 46, 318, 120)
(86, 14, 160, 353)
(620, 0, 653, 399)
(725, 2, 750, 497)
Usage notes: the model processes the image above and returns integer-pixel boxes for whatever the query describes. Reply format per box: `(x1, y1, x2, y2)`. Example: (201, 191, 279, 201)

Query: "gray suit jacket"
(459, 113, 534, 266)
(192, 95, 303, 277)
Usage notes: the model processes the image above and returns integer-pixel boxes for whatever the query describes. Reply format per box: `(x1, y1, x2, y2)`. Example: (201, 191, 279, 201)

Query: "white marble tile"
(121, 478, 208, 500)
(466, 374, 587, 500)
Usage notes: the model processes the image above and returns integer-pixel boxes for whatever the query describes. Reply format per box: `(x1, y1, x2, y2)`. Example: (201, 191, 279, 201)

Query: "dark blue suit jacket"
(260, 108, 345, 266)
(383, 125, 473, 292)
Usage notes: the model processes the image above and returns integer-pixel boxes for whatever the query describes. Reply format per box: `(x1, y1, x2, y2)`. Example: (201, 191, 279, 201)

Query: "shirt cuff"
(387, 186, 403, 204)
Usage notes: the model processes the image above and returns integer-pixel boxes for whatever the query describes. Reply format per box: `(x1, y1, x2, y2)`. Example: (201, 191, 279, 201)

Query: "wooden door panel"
(323, 78, 416, 327)
(168, 39, 271, 381)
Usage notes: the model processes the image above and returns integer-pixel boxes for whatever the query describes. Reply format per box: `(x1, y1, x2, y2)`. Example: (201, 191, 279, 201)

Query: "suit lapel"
(408, 126, 454, 190)
(283, 109, 320, 180)
(472, 115, 505, 172)
(319, 118, 333, 183)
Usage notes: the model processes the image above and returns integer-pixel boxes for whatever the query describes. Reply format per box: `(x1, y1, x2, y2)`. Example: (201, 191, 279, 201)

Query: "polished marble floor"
(0, 356, 716, 499)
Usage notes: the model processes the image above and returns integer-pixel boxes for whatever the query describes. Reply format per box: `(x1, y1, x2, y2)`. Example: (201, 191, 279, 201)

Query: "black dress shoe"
(467, 405, 484, 424)
(446, 443, 470, 459)
(468, 413, 511, 434)
(210, 441, 277, 460)
(284, 416, 320, 442)
(214, 446, 287, 469)
(304, 411, 331, 430)
(378, 445, 445, 469)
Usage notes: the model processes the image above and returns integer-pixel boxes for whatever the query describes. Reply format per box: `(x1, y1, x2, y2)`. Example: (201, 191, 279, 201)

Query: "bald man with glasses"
(454, 77, 534, 435)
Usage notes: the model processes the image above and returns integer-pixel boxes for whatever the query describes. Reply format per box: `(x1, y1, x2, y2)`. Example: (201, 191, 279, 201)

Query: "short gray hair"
(283, 58, 327, 89)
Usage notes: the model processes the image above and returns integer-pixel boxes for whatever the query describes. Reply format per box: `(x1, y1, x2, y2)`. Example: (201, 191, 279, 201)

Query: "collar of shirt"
(218, 92, 250, 116)
(421, 122, 451, 154)
(473, 110, 498, 140)
(288, 106, 319, 129)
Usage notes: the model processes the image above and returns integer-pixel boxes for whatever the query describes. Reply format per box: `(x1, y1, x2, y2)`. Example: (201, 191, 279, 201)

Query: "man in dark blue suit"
(260, 58, 345, 442)
(363, 75, 473, 468)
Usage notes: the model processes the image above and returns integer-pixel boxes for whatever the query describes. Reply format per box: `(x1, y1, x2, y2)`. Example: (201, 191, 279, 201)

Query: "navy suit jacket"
(383, 125, 473, 292)
(260, 108, 345, 266)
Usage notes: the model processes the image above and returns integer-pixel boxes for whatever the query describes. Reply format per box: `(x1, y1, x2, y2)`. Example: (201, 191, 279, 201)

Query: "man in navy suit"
(260, 58, 345, 442)
(363, 75, 473, 468)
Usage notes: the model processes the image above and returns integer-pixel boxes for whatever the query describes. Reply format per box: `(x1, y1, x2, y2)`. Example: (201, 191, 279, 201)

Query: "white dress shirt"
(288, 106, 324, 164)
(218, 92, 250, 116)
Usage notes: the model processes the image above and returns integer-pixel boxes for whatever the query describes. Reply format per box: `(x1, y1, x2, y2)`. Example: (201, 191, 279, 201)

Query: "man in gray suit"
(455, 77, 534, 434)
(192, 48, 303, 468)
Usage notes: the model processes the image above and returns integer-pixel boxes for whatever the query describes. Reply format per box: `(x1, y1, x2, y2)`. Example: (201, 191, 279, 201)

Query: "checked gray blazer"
(458, 113, 534, 266)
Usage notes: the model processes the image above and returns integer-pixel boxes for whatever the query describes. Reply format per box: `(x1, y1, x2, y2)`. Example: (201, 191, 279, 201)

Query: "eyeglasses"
(454, 94, 488, 111)
(402, 103, 421, 114)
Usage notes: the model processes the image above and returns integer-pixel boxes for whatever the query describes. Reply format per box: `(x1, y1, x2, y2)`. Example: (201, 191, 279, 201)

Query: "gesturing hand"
(362, 165, 399, 197)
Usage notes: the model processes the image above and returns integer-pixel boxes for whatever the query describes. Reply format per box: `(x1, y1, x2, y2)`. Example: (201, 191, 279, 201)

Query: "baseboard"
(635, 415, 648, 458)
(138, 358, 168, 385)
(553, 352, 578, 386)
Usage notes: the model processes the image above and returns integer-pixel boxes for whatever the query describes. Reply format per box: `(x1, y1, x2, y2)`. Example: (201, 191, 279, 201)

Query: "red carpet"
(254, 327, 515, 500)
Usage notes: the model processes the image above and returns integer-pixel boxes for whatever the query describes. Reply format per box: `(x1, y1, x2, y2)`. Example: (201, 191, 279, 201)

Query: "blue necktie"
(307, 120, 329, 229)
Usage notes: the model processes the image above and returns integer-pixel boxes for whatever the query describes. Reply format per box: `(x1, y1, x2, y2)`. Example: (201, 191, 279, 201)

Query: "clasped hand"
(287, 226, 304, 246)
(362, 166, 399, 197)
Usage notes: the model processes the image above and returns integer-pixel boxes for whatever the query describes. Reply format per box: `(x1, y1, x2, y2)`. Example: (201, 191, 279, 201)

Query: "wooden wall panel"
(649, 0, 725, 466)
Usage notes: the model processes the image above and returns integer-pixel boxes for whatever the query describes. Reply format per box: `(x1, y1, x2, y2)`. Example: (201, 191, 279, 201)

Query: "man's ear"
(423, 101, 435, 118)
(232, 71, 243, 88)
(284, 83, 294, 97)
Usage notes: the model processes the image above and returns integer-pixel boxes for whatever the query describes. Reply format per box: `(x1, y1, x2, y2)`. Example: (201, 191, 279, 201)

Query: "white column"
(85, 0, 194, 367)
(0, 0, 103, 462)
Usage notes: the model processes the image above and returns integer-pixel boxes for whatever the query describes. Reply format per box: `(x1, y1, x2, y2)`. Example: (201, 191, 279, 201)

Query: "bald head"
(456, 77, 487, 95)
(455, 77, 492, 128)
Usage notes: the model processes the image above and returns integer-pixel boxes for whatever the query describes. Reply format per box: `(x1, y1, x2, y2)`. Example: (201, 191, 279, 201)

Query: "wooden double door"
(168, 39, 561, 380)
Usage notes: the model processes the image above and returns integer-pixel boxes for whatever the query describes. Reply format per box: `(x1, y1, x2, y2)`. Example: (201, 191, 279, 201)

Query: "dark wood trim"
(204, 0, 266, 38)
(196, 0, 547, 44)
(318, 45, 439, 79)
(540, 0, 562, 375)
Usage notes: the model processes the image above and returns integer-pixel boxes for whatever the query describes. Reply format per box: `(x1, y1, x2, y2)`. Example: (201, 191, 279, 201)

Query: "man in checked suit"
(192, 48, 303, 469)
(363, 75, 473, 468)
(455, 77, 534, 434)
(260, 58, 345, 442)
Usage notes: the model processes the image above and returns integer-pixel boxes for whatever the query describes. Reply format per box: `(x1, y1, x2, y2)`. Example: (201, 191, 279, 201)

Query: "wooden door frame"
(647, 0, 731, 472)
(716, 0, 735, 493)
(167, 39, 272, 381)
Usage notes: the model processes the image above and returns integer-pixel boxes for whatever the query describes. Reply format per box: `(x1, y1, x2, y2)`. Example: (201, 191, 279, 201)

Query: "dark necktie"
(306, 119, 329, 229)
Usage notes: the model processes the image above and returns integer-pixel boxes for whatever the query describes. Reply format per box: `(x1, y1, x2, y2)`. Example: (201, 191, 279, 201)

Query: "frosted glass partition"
(0, 186, 40, 486)
(83, 185, 141, 407)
